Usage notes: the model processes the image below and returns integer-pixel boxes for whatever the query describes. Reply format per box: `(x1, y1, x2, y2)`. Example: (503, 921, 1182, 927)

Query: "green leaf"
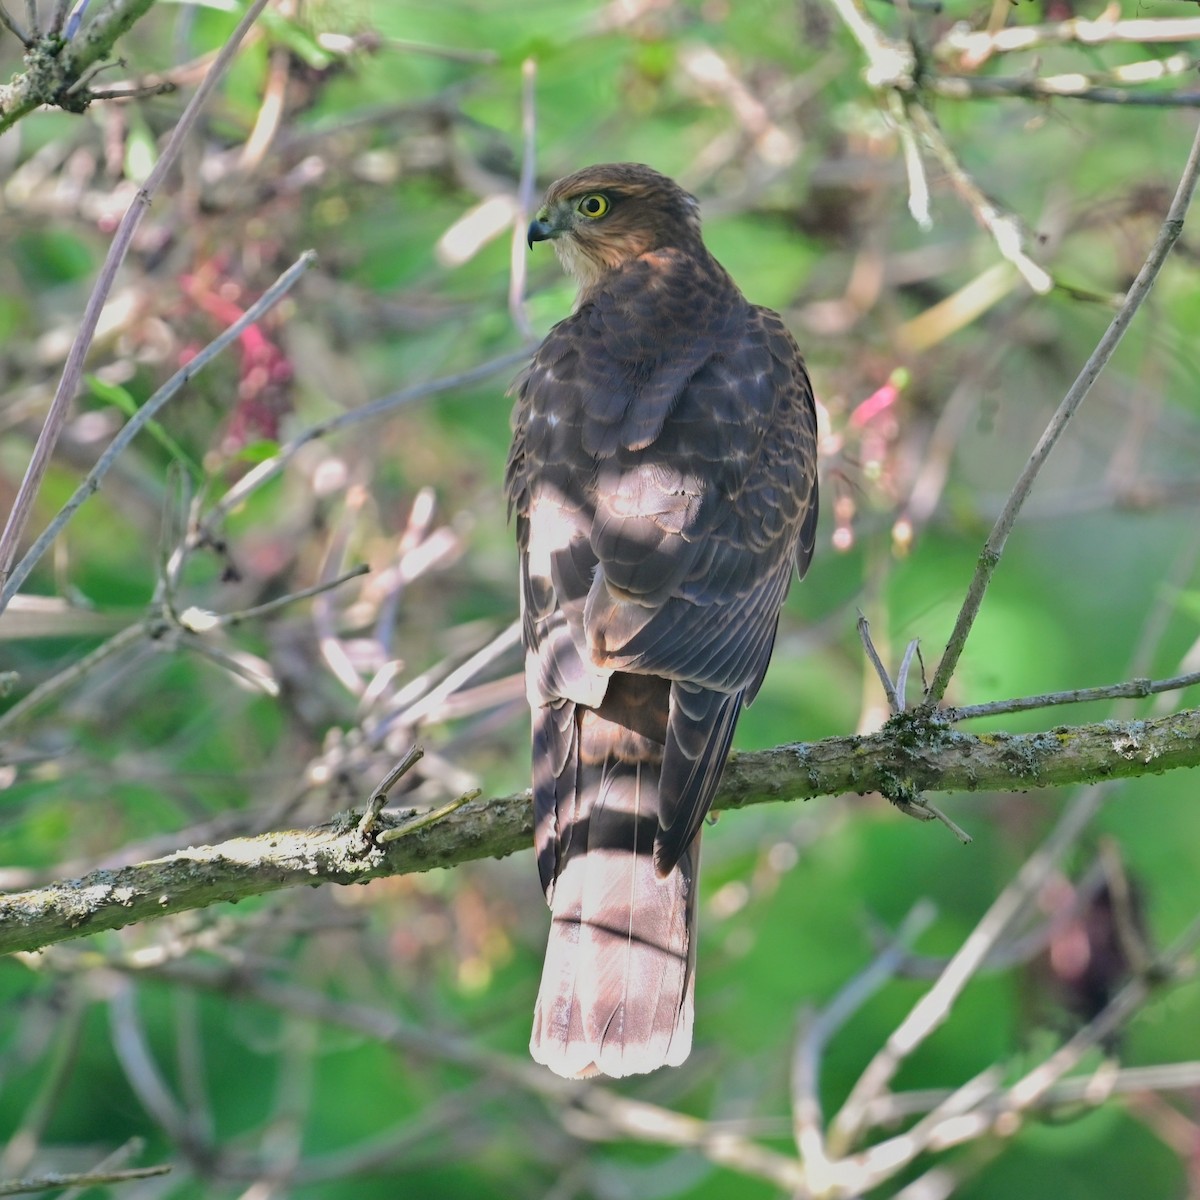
(232, 439, 282, 464)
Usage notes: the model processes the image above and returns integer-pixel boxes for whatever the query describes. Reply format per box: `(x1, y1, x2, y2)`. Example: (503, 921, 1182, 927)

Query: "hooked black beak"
(527, 218, 554, 249)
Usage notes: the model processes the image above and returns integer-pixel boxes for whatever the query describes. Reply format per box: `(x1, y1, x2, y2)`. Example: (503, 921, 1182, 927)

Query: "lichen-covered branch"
(0, 0, 157, 134)
(4, 705, 1200, 957)
(717, 705, 1200, 812)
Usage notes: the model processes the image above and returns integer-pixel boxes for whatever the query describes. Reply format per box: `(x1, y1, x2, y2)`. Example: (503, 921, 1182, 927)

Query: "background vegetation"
(2, 0, 1200, 1196)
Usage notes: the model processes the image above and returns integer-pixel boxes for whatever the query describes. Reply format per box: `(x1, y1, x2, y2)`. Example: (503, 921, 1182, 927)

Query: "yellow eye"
(576, 193, 610, 219)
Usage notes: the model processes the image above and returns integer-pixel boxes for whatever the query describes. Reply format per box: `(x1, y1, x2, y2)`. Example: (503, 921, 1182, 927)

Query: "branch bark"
(5, 704, 1200, 957)
(0, 0, 157, 135)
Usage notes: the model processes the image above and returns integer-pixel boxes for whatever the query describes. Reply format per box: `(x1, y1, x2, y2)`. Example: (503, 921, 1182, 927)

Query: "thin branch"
(845, 1066, 1004, 1193)
(895, 94, 932, 230)
(0, 989, 86, 1176)
(937, 15, 1200, 64)
(825, 0, 915, 90)
(1003, 914, 1200, 1113)
(7, 705, 1200, 956)
(854, 618, 971, 842)
(238, 34, 291, 171)
(894, 640, 921, 705)
(924, 117, 1200, 705)
(931, 69, 1200, 109)
(0, 3, 31, 45)
(897, 913, 1200, 1159)
(859, 1061, 1200, 1128)
(180, 635, 279, 697)
(828, 0, 1052, 290)
(384, 619, 521, 729)
(355, 746, 425, 844)
(0, 251, 316, 611)
(196, 347, 534, 538)
(944, 667, 1200, 722)
(857, 611, 901, 713)
(0, 1166, 171, 1197)
(792, 901, 937, 1192)
(377, 789, 480, 844)
(827, 782, 1110, 1155)
(906, 104, 1053, 294)
(142, 962, 811, 1193)
(0, 0, 274, 609)
(108, 982, 194, 1146)
(187, 562, 369, 631)
(0, 621, 146, 736)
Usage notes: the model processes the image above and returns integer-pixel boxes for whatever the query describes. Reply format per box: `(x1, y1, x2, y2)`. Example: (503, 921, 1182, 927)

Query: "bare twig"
(384, 619, 521, 729)
(857, 611, 901, 713)
(107, 983, 193, 1146)
(0, 989, 86, 1176)
(859, 1061, 1200, 1128)
(891, 912, 1200, 1160)
(906, 796, 972, 845)
(49, 0, 69, 36)
(180, 563, 370, 631)
(846, 1065, 1004, 1193)
(0, 0, 274, 609)
(931, 69, 1200, 109)
(937, 15, 1200, 64)
(0, 621, 145, 736)
(238, 33, 291, 171)
(895, 94, 931, 230)
(1003, 913, 1200, 1113)
(925, 118, 1200, 705)
(355, 746, 425, 844)
(180, 636, 279, 697)
(906, 104, 1053, 294)
(792, 901, 937, 1192)
(856, 616, 972, 842)
(377, 789, 481, 844)
(894, 640, 921, 705)
(825, 0, 915, 90)
(829, 0, 1053, 290)
(197, 347, 534, 538)
(944, 667, 1200, 722)
(827, 783, 1111, 1155)
(142, 962, 811, 1192)
(0, 251, 316, 612)
(0, 3, 30, 45)
(0, 1166, 171, 1197)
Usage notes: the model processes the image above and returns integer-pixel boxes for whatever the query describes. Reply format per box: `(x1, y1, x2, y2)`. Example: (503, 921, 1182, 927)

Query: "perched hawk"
(507, 163, 819, 1078)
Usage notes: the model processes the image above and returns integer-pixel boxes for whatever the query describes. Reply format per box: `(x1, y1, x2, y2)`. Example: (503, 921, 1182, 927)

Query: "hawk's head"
(527, 163, 703, 290)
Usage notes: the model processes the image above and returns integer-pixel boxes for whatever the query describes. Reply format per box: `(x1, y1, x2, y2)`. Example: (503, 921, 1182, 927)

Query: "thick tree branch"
(5, 705, 1200, 957)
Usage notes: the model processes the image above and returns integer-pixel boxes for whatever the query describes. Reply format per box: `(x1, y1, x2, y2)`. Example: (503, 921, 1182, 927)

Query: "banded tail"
(530, 675, 699, 1079)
